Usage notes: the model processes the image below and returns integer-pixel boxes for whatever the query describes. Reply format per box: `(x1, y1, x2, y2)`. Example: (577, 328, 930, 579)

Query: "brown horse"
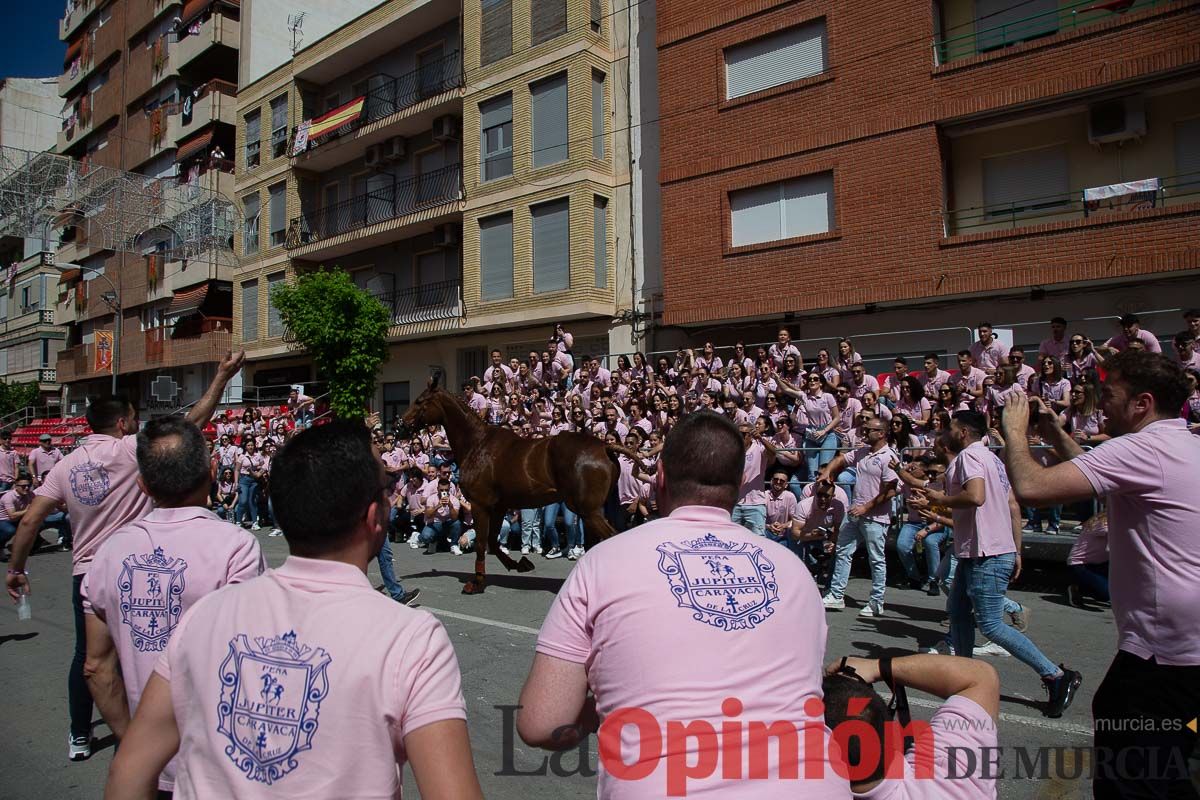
(400, 375, 633, 594)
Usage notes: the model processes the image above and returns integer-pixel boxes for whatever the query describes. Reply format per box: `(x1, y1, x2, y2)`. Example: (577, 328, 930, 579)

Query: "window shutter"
(975, 0, 1058, 51)
(730, 183, 782, 247)
(479, 212, 513, 301)
(532, 199, 570, 292)
(245, 110, 260, 142)
(783, 173, 833, 238)
(242, 193, 259, 253)
(983, 146, 1069, 213)
(480, 93, 512, 129)
(481, 0, 513, 65)
(1175, 118, 1200, 189)
(267, 272, 285, 337)
(480, 93, 513, 181)
(241, 280, 258, 341)
(730, 173, 833, 246)
(268, 182, 286, 236)
(591, 71, 605, 159)
(591, 0, 601, 27)
(531, 0, 567, 45)
(531, 73, 568, 167)
(725, 20, 826, 100)
(593, 196, 608, 288)
(271, 95, 287, 132)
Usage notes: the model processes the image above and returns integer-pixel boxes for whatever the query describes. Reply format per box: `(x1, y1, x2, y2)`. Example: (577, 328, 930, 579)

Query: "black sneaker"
(908, 578, 925, 590)
(1044, 666, 1082, 718)
(926, 580, 940, 597)
(397, 588, 421, 606)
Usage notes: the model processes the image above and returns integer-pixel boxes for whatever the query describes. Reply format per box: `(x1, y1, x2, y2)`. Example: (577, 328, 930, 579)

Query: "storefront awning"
(180, 0, 211, 28)
(176, 130, 213, 163)
(64, 38, 83, 67)
(168, 283, 209, 316)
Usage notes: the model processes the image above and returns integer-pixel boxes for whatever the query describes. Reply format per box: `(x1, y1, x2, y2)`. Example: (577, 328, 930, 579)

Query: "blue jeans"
(828, 517, 888, 606)
(804, 433, 837, 477)
(949, 554, 1058, 679)
(542, 503, 582, 550)
(896, 523, 947, 583)
(376, 537, 405, 600)
(0, 519, 14, 548)
(236, 476, 259, 526)
(420, 519, 462, 549)
(1026, 505, 1062, 530)
(731, 503, 767, 537)
(1071, 562, 1110, 601)
(520, 508, 541, 549)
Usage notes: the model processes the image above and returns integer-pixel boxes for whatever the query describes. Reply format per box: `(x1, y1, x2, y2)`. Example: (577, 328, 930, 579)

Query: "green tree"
(0, 381, 41, 419)
(271, 269, 389, 421)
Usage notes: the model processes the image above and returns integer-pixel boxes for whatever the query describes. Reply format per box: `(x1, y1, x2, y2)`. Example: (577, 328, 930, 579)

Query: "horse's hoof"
(462, 580, 484, 595)
(516, 557, 535, 573)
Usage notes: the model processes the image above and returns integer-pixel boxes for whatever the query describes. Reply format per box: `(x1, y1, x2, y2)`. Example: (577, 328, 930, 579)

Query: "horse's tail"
(604, 443, 652, 475)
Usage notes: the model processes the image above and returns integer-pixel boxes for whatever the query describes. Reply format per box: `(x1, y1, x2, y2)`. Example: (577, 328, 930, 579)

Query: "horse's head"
(399, 370, 446, 437)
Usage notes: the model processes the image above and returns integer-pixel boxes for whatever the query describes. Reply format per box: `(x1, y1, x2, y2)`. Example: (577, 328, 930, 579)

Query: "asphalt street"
(1, 531, 1126, 799)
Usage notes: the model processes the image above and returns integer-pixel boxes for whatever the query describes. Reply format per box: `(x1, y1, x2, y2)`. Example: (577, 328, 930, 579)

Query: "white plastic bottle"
(16, 591, 31, 621)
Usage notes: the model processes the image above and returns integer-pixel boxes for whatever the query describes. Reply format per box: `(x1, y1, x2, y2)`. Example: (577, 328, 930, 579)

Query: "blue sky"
(0, 5, 65, 79)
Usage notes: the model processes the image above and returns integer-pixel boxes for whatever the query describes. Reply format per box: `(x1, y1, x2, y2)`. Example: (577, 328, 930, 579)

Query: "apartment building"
(53, 0, 241, 412)
(0, 79, 66, 404)
(234, 0, 658, 425)
(655, 0, 1200, 363)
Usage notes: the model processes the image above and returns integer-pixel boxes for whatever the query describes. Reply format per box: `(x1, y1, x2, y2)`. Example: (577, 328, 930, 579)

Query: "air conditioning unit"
(384, 136, 407, 161)
(364, 144, 384, 168)
(1087, 95, 1146, 145)
(434, 223, 459, 247)
(432, 115, 460, 143)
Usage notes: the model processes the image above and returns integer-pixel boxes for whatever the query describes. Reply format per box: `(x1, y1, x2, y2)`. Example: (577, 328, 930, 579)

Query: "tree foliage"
(272, 269, 389, 421)
(0, 380, 42, 419)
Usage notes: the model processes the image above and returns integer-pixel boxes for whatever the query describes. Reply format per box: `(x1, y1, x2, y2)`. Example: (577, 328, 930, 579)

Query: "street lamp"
(55, 262, 121, 394)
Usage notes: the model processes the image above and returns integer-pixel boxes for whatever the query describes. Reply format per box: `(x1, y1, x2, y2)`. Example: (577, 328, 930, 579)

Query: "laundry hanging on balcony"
(304, 96, 366, 143)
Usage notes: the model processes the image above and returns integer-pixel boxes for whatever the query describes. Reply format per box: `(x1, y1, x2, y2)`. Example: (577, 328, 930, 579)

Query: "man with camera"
(420, 477, 462, 555)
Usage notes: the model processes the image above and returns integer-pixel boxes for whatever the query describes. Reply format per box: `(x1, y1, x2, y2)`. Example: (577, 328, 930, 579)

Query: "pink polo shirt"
(154, 557, 467, 799)
(82, 507, 265, 792)
(0, 488, 31, 521)
(918, 369, 951, 399)
(536, 505, 849, 799)
(764, 488, 797, 527)
(841, 445, 899, 524)
(969, 339, 1010, 370)
(946, 442, 1015, 559)
(0, 447, 19, 483)
(1039, 335, 1070, 363)
(738, 440, 770, 505)
(1070, 419, 1200, 665)
(1105, 329, 1162, 354)
(36, 434, 154, 576)
(956, 366, 986, 397)
(795, 495, 845, 533)
(857, 696, 997, 800)
(28, 446, 64, 481)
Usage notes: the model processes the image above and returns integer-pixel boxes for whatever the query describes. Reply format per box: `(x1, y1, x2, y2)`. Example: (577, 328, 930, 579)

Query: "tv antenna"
(287, 12, 306, 56)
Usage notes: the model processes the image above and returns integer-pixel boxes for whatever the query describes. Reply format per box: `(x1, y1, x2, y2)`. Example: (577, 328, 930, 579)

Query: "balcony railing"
(286, 163, 462, 248)
(294, 51, 462, 153)
(944, 171, 1200, 234)
(935, 0, 1167, 64)
(373, 279, 464, 327)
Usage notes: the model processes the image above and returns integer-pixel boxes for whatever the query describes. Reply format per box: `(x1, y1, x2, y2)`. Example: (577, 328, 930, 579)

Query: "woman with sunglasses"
(836, 338, 863, 385)
(779, 372, 839, 480)
(1066, 333, 1104, 383)
(1061, 382, 1109, 446)
(815, 348, 840, 388)
(894, 376, 932, 434)
(935, 383, 969, 415)
(1032, 356, 1072, 414)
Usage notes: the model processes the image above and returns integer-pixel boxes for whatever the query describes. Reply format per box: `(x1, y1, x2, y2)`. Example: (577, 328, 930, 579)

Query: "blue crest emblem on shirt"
(69, 461, 111, 507)
(657, 533, 779, 631)
(118, 547, 187, 652)
(217, 631, 332, 785)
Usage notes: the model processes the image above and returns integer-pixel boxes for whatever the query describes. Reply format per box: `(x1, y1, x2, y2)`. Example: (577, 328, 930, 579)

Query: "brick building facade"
(655, 0, 1200, 359)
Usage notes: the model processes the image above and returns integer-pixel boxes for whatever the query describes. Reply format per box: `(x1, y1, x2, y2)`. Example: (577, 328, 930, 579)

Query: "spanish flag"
(308, 96, 366, 140)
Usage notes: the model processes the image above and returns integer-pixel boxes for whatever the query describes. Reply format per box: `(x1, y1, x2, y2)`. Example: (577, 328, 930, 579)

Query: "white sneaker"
(545, 547, 562, 559)
(972, 641, 1011, 657)
(573, 546, 585, 559)
(821, 595, 844, 610)
(450, 545, 463, 556)
(925, 642, 956, 655)
(268, 529, 283, 537)
(498, 545, 509, 555)
(858, 602, 884, 618)
(68, 733, 91, 761)
(408, 534, 420, 549)
(251, 523, 261, 531)
(521, 546, 531, 555)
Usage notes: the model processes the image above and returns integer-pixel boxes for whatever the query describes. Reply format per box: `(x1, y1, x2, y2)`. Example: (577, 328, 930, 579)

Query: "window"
(241, 279, 258, 342)
(729, 172, 834, 247)
(416, 250, 446, 305)
(479, 212, 513, 300)
(724, 20, 827, 100)
(982, 146, 1069, 217)
(531, 198, 569, 292)
(242, 192, 260, 255)
(457, 346, 487, 388)
(531, 73, 568, 168)
(417, 43, 447, 99)
(481, 0, 513, 66)
(1176, 118, 1200, 191)
(480, 93, 513, 181)
(383, 381, 411, 431)
(590, 0, 601, 31)
(20, 286, 32, 311)
(593, 196, 608, 288)
(591, 71, 605, 159)
(531, 0, 567, 45)
(267, 272, 285, 338)
(270, 94, 288, 158)
(268, 182, 286, 247)
(975, 0, 1058, 52)
(244, 110, 261, 168)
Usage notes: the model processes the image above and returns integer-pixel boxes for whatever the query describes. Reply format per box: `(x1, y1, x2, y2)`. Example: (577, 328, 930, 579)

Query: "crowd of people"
(1, 306, 1198, 800)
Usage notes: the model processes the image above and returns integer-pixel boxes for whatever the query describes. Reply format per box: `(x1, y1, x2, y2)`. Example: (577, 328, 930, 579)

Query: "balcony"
(292, 51, 463, 172)
(175, 81, 237, 142)
(374, 279, 464, 335)
(138, 319, 233, 370)
(55, 342, 105, 384)
(58, 79, 121, 153)
(935, 0, 1171, 65)
(60, 32, 95, 96)
(60, 0, 98, 40)
(285, 163, 463, 259)
(171, 11, 239, 72)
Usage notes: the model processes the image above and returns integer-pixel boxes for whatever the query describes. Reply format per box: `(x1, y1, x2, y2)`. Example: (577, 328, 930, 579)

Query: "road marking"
(425, 606, 542, 636)
(430, 606, 1094, 737)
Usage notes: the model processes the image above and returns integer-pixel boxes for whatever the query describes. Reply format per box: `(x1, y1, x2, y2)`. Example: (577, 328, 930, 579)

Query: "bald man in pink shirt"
(518, 412, 848, 799)
(1001, 351, 1200, 799)
(82, 417, 265, 794)
(105, 421, 481, 800)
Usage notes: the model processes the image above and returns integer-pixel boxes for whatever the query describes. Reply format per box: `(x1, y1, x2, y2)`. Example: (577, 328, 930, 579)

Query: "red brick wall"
(657, 0, 1200, 325)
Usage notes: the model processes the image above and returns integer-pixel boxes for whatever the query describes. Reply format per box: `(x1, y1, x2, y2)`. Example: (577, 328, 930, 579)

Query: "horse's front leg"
(463, 507, 490, 595)
(487, 508, 534, 573)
